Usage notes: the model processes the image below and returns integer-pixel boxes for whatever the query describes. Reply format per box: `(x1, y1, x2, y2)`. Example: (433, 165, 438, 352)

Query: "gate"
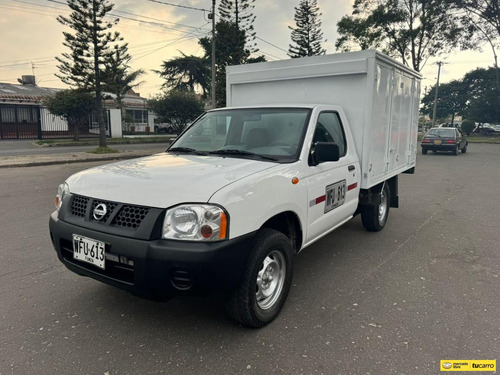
(0, 105, 38, 139)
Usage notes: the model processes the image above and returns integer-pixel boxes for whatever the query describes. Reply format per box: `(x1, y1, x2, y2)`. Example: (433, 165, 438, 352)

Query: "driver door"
(304, 111, 360, 244)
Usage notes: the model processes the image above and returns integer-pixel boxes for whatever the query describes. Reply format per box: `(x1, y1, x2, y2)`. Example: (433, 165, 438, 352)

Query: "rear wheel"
(154, 126, 159, 133)
(361, 183, 390, 232)
(422, 148, 428, 155)
(453, 145, 458, 155)
(226, 229, 293, 328)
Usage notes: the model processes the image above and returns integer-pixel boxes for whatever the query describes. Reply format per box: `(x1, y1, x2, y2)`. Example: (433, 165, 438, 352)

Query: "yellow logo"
(441, 360, 496, 371)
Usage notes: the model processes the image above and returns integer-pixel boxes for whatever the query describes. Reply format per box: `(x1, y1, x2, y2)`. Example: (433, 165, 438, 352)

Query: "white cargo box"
(226, 50, 421, 189)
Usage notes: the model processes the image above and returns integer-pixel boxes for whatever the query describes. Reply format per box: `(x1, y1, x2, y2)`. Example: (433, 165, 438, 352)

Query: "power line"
(146, 0, 209, 12)
(257, 50, 281, 61)
(256, 36, 288, 54)
(39, 0, 210, 35)
(132, 23, 209, 61)
(112, 8, 205, 31)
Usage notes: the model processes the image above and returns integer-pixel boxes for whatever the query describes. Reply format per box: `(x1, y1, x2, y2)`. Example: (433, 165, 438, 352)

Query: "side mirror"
(312, 142, 340, 165)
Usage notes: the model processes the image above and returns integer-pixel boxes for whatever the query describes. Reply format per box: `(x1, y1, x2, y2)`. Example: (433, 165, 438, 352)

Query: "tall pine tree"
(288, 0, 326, 58)
(219, 0, 257, 55)
(56, 0, 125, 148)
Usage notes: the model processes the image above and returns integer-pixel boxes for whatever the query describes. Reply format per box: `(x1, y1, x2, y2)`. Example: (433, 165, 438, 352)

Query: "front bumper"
(49, 211, 256, 300)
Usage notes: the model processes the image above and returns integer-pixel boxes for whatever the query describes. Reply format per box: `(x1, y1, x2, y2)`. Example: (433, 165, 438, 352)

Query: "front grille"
(70, 195, 151, 230)
(60, 239, 135, 285)
(113, 206, 151, 229)
(71, 196, 89, 217)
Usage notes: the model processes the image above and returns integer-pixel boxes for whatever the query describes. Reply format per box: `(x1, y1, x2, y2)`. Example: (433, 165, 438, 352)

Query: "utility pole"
(431, 61, 444, 127)
(210, 0, 216, 109)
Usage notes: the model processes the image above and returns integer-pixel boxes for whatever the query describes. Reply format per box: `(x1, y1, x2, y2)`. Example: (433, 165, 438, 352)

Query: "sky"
(0, 0, 496, 99)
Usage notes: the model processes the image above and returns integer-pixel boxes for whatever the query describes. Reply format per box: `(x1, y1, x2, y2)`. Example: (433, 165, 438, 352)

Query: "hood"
(66, 153, 277, 208)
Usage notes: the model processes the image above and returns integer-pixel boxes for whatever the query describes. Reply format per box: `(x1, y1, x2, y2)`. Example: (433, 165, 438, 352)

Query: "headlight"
(163, 205, 228, 241)
(55, 183, 69, 211)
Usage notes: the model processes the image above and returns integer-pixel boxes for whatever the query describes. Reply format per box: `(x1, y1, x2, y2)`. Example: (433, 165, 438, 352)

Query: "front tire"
(361, 183, 390, 232)
(226, 229, 293, 328)
(461, 144, 467, 153)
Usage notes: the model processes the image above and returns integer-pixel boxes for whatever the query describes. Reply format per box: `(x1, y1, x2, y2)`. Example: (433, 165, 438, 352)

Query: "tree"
(460, 119, 475, 135)
(155, 53, 210, 96)
(148, 90, 205, 133)
(288, 0, 326, 58)
(421, 80, 468, 125)
(44, 90, 95, 141)
(336, 0, 471, 72)
(104, 46, 144, 116)
(462, 67, 500, 123)
(199, 20, 266, 107)
(447, 0, 500, 89)
(219, 0, 257, 53)
(56, 0, 126, 148)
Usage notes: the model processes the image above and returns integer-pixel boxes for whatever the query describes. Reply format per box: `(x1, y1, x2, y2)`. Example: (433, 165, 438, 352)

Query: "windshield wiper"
(209, 149, 278, 161)
(168, 147, 207, 155)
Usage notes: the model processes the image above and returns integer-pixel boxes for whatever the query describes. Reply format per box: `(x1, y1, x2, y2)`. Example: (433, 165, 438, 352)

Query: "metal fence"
(0, 104, 110, 140)
(0, 105, 39, 139)
(39, 107, 110, 139)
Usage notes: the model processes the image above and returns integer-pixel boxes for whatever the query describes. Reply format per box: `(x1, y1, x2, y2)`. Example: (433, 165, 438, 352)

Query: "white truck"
(49, 50, 421, 328)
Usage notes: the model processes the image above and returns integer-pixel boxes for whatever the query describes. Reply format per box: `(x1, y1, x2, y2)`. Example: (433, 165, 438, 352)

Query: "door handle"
(348, 165, 355, 171)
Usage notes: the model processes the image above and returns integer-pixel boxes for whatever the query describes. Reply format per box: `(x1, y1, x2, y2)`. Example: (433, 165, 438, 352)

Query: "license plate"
(434, 140, 442, 145)
(72, 234, 105, 270)
(325, 180, 346, 213)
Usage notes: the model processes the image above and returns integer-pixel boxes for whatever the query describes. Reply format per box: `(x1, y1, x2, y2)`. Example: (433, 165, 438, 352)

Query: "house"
(0, 75, 153, 140)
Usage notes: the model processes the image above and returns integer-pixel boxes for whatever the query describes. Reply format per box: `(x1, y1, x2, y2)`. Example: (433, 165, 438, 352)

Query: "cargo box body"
(226, 50, 421, 189)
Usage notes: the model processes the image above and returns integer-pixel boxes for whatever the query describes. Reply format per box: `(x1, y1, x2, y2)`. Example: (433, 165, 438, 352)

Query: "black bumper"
(421, 144, 457, 152)
(49, 211, 256, 300)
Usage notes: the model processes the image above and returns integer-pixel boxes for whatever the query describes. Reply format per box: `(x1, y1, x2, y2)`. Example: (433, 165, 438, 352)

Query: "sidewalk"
(0, 149, 161, 169)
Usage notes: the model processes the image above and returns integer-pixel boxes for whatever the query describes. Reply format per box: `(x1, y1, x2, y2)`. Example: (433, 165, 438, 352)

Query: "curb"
(0, 152, 155, 169)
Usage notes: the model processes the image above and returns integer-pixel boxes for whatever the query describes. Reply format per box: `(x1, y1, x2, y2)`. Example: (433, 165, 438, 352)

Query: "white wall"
(109, 109, 122, 138)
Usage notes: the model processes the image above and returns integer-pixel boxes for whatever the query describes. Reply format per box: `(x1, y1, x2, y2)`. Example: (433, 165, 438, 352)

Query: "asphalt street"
(0, 144, 499, 375)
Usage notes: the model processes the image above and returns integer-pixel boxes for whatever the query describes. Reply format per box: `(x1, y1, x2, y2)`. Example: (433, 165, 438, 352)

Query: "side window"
(313, 112, 347, 157)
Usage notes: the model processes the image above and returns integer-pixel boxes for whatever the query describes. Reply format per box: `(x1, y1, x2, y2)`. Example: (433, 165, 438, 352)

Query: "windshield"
(168, 108, 311, 162)
(426, 128, 456, 137)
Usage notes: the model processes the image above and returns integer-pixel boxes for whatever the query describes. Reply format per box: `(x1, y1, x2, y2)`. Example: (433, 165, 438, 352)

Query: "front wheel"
(361, 183, 390, 232)
(225, 228, 293, 328)
(461, 144, 467, 153)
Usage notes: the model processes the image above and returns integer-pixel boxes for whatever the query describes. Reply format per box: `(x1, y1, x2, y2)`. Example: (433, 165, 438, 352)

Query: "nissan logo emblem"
(93, 203, 108, 221)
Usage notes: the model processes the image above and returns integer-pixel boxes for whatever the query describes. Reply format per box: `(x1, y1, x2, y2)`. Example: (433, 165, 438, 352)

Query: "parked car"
(154, 123, 176, 134)
(437, 122, 459, 128)
(493, 125, 500, 133)
(421, 128, 468, 155)
(474, 123, 495, 134)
